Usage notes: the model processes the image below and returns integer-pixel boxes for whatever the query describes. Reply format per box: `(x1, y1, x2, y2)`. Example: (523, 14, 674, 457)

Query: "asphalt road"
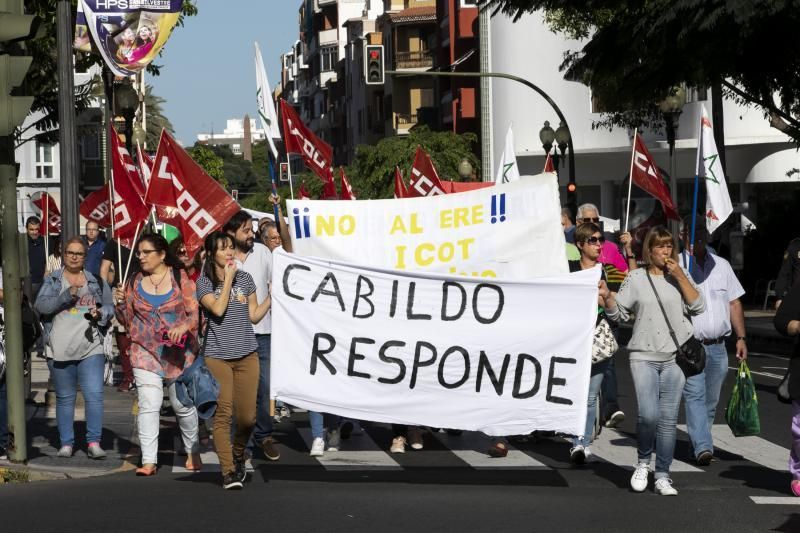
(1, 347, 798, 533)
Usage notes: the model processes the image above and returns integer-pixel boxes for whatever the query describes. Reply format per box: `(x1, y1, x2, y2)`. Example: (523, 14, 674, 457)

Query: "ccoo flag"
(696, 105, 732, 234)
(255, 42, 281, 158)
(630, 132, 679, 220)
(495, 124, 520, 184)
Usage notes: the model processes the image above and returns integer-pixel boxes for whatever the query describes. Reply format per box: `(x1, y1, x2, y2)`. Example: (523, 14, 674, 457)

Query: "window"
(81, 131, 101, 160)
(232, 144, 242, 155)
(685, 85, 708, 103)
(35, 141, 55, 179)
(321, 45, 338, 72)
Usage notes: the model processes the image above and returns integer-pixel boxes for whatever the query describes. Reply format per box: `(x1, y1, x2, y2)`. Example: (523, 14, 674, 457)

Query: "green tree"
(480, 0, 800, 142)
(189, 144, 227, 189)
(143, 84, 174, 148)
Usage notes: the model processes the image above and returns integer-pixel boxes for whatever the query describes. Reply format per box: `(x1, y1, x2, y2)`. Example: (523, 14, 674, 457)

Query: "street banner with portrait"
(270, 250, 599, 436)
(74, 0, 182, 77)
(287, 175, 569, 280)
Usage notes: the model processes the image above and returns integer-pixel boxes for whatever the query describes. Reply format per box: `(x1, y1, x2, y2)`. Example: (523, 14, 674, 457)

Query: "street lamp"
(132, 122, 146, 149)
(554, 121, 570, 168)
(541, 120, 576, 210)
(539, 120, 555, 155)
(458, 158, 474, 180)
(659, 86, 687, 232)
(114, 80, 138, 155)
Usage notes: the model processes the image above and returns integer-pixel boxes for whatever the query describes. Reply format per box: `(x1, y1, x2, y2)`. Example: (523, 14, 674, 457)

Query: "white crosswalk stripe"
(297, 427, 401, 470)
(677, 424, 790, 472)
(589, 428, 701, 472)
(430, 431, 547, 469)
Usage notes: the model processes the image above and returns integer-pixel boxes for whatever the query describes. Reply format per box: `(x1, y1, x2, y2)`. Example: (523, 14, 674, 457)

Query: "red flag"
(543, 153, 555, 173)
(339, 167, 356, 200)
(79, 185, 112, 228)
(31, 192, 61, 234)
(441, 180, 493, 193)
(408, 146, 446, 197)
(279, 99, 333, 184)
(394, 167, 408, 199)
(110, 125, 151, 241)
(138, 140, 180, 226)
(319, 168, 338, 199)
(147, 129, 241, 256)
(137, 143, 154, 187)
(298, 182, 311, 200)
(631, 133, 680, 220)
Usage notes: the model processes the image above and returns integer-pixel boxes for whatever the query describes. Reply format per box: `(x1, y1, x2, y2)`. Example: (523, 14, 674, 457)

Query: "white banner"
(287, 175, 567, 280)
(270, 250, 599, 436)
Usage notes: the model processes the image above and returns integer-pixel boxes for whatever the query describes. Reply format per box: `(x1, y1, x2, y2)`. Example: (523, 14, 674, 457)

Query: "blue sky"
(152, 0, 300, 146)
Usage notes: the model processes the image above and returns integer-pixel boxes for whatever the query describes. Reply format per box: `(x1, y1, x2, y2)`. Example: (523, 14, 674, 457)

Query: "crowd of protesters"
(2, 199, 800, 496)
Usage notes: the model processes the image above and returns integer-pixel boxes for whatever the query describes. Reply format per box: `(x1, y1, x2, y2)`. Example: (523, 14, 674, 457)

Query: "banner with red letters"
(279, 99, 333, 184)
(147, 130, 241, 256)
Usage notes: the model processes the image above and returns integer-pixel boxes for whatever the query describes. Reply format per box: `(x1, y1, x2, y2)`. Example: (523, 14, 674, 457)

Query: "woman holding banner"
(568, 223, 618, 465)
(197, 231, 271, 490)
(605, 226, 704, 496)
(113, 234, 201, 476)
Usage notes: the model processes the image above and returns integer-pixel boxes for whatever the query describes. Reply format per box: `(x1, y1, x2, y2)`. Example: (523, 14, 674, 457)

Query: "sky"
(152, 0, 300, 146)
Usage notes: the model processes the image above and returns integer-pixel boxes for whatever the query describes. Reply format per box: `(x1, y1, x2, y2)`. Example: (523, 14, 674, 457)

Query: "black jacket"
(774, 285, 800, 399)
(776, 238, 800, 300)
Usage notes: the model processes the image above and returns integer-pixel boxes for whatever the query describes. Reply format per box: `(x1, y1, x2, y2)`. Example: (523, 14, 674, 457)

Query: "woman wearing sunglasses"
(113, 234, 201, 476)
(35, 237, 114, 460)
(567, 223, 620, 465)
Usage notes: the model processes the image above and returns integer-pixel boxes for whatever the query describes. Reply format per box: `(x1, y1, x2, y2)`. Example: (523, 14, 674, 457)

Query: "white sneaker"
(309, 437, 325, 457)
(654, 477, 678, 496)
(327, 429, 341, 452)
(390, 436, 407, 454)
(630, 462, 650, 492)
(605, 410, 625, 428)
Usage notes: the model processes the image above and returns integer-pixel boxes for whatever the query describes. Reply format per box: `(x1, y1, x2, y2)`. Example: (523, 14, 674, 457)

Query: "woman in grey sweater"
(605, 226, 705, 496)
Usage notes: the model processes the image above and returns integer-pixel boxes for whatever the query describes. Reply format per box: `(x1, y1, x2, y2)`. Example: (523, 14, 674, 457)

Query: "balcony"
(394, 50, 433, 70)
(318, 28, 338, 46)
(394, 113, 418, 134)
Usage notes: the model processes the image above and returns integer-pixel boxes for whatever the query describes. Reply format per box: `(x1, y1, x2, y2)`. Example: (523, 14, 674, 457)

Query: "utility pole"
(57, 0, 79, 238)
(478, 6, 492, 181)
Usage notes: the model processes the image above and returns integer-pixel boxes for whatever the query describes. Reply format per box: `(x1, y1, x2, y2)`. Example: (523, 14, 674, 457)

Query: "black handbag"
(778, 368, 792, 404)
(646, 271, 706, 377)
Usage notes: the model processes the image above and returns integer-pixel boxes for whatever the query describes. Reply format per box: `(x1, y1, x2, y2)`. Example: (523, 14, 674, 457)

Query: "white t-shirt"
(235, 243, 273, 335)
(680, 251, 745, 340)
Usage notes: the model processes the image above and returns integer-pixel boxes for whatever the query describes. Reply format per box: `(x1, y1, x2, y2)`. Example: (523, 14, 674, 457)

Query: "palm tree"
(143, 84, 174, 149)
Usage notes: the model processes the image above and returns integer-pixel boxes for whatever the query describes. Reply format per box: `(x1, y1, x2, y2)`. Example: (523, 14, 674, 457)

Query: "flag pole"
(121, 221, 142, 287)
(624, 128, 638, 234)
(267, 155, 281, 230)
(109, 123, 122, 269)
(688, 174, 700, 274)
(286, 154, 295, 200)
(44, 193, 49, 261)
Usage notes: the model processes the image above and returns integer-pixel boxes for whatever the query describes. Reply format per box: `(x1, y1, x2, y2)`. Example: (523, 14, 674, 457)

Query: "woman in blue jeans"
(35, 237, 114, 459)
(605, 226, 704, 496)
(568, 222, 619, 464)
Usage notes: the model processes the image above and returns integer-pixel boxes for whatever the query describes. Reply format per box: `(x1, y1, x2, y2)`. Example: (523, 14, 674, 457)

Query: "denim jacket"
(34, 268, 114, 350)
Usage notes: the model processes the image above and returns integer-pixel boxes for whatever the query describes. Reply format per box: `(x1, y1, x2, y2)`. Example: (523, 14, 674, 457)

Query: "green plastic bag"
(725, 361, 760, 436)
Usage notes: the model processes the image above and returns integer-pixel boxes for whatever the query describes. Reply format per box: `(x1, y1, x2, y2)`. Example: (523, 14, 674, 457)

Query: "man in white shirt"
(679, 219, 747, 465)
(224, 211, 280, 461)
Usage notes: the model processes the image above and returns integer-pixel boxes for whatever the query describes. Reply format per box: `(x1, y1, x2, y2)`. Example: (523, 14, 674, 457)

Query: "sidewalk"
(743, 308, 793, 354)
(0, 358, 138, 480)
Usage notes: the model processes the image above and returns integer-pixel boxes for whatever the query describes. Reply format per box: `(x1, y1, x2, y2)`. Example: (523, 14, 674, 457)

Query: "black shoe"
(340, 421, 354, 440)
(233, 456, 247, 483)
(696, 450, 713, 466)
(0, 447, 8, 460)
(222, 472, 243, 490)
(260, 437, 280, 461)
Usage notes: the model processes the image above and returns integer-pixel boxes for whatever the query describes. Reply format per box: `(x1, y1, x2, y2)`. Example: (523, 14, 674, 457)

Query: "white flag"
(255, 42, 281, 158)
(696, 105, 732, 234)
(495, 124, 520, 184)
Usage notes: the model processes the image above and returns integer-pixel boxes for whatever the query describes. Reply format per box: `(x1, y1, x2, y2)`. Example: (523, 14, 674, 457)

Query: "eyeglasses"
(65, 250, 86, 257)
(136, 249, 158, 258)
(579, 217, 600, 223)
(584, 236, 606, 245)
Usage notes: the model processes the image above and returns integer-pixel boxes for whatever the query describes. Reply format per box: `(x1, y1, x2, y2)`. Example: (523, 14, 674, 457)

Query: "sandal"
(185, 453, 202, 472)
(135, 463, 158, 476)
(487, 441, 508, 458)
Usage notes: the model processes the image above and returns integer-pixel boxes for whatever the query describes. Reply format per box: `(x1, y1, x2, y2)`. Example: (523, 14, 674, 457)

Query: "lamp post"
(540, 120, 575, 211)
(114, 80, 138, 156)
(659, 86, 686, 233)
(539, 120, 554, 157)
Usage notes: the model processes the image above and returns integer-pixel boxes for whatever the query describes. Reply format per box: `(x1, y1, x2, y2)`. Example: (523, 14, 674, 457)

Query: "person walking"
(35, 237, 114, 459)
(197, 231, 271, 490)
(113, 234, 202, 476)
(679, 219, 747, 465)
(605, 226, 705, 496)
(774, 284, 800, 496)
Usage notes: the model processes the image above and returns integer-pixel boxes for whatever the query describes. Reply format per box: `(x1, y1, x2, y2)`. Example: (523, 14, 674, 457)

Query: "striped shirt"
(196, 271, 258, 360)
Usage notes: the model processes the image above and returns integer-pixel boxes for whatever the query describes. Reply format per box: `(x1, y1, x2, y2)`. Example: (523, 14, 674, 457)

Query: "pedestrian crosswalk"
(168, 422, 791, 481)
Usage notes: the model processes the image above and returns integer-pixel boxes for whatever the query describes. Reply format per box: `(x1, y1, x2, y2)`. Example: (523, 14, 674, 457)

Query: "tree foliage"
(188, 144, 227, 189)
(143, 84, 173, 148)
(479, 0, 800, 143)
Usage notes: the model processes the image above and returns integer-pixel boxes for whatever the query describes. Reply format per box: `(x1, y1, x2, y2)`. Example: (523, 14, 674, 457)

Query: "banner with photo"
(270, 250, 599, 436)
(287, 175, 568, 280)
(75, 0, 182, 77)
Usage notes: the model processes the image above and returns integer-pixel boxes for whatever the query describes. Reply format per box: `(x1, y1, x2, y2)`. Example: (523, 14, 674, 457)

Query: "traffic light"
(364, 44, 384, 86)
(1, 0, 36, 136)
(567, 182, 577, 194)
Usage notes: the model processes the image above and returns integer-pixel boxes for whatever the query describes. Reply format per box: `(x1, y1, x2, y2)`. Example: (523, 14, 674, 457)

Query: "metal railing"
(395, 113, 418, 129)
(394, 50, 433, 69)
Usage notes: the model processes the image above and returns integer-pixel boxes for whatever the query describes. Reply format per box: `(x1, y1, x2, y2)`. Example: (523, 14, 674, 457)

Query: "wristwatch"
(736, 336, 747, 341)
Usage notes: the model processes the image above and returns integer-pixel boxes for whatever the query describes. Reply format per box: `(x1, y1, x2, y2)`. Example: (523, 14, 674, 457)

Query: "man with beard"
(224, 211, 280, 461)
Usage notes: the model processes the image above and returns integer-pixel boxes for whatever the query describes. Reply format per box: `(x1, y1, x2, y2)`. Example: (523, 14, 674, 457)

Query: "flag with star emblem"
(495, 124, 520, 184)
(696, 105, 732, 234)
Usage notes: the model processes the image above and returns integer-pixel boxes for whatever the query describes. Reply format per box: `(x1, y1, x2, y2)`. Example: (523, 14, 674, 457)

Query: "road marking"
(749, 496, 800, 505)
(297, 427, 401, 470)
(748, 351, 790, 361)
(430, 431, 548, 469)
(171, 451, 254, 474)
(590, 428, 702, 472)
(678, 424, 789, 472)
(728, 366, 784, 379)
